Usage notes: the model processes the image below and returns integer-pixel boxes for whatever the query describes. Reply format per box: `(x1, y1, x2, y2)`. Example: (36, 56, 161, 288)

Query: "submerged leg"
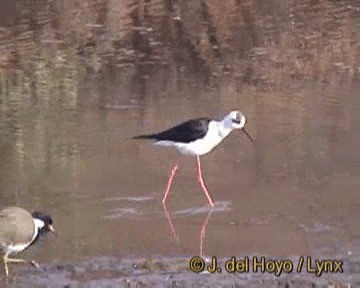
(196, 156, 214, 208)
(162, 164, 179, 204)
(200, 209, 213, 257)
(163, 203, 178, 242)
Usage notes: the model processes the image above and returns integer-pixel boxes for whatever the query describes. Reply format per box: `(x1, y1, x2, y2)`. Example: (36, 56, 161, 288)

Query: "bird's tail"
(132, 134, 155, 140)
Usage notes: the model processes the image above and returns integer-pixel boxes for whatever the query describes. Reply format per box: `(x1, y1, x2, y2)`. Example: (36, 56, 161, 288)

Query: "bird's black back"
(133, 118, 211, 143)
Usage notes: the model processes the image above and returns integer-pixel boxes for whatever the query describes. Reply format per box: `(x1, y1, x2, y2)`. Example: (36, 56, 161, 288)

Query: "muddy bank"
(2, 254, 357, 288)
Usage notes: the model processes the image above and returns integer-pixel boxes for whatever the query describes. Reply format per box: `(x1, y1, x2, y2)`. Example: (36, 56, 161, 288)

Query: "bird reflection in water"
(162, 203, 213, 257)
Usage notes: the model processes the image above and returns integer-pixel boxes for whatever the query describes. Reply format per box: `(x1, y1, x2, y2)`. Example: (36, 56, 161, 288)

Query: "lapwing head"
(224, 110, 254, 142)
(32, 211, 56, 234)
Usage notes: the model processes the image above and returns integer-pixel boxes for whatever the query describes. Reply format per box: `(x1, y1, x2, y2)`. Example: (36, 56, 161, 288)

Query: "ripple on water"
(172, 201, 232, 217)
(103, 207, 142, 219)
(102, 196, 154, 202)
(102, 200, 231, 220)
(298, 221, 332, 232)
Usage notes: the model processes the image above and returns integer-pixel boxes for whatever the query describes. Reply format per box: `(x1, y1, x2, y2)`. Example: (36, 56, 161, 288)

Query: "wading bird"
(133, 110, 254, 207)
(0, 206, 55, 276)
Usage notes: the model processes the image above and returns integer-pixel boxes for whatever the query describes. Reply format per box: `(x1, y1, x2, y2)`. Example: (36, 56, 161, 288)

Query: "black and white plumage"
(134, 111, 253, 156)
(0, 207, 55, 276)
(134, 110, 254, 207)
(134, 118, 211, 144)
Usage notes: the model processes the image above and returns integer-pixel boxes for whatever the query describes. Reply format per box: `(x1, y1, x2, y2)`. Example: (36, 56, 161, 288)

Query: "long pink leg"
(196, 155, 215, 207)
(162, 164, 179, 204)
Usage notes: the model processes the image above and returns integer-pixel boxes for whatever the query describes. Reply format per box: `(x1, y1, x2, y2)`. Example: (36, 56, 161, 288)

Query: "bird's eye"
(232, 118, 241, 124)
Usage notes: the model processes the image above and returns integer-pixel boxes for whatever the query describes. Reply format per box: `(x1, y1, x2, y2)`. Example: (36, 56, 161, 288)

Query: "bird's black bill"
(241, 128, 254, 142)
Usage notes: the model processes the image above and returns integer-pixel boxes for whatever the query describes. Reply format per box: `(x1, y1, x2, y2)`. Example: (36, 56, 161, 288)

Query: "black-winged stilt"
(0, 207, 55, 276)
(133, 110, 254, 207)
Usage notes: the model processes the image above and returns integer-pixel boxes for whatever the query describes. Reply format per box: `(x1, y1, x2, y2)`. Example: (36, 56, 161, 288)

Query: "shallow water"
(0, 83, 357, 263)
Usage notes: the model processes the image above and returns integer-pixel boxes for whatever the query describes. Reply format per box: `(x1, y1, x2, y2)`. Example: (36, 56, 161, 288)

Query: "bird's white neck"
(30, 218, 45, 244)
(215, 120, 234, 140)
(33, 218, 45, 231)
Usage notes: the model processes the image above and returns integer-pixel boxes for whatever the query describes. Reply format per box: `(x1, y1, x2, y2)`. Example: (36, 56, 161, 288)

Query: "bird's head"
(223, 110, 254, 142)
(32, 211, 56, 235)
(224, 110, 246, 129)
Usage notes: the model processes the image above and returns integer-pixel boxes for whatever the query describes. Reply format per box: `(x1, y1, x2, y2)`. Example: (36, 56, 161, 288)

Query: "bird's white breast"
(155, 121, 232, 156)
(3, 242, 31, 255)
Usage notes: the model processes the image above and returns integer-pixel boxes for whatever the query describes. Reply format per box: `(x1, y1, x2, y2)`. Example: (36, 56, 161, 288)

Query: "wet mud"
(2, 254, 357, 288)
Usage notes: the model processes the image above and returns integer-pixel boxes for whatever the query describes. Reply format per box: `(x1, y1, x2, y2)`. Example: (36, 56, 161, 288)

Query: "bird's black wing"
(133, 118, 211, 143)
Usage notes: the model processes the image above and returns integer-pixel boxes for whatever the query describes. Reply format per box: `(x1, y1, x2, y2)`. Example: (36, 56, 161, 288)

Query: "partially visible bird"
(133, 110, 254, 207)
(0, 206, 55, 276)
